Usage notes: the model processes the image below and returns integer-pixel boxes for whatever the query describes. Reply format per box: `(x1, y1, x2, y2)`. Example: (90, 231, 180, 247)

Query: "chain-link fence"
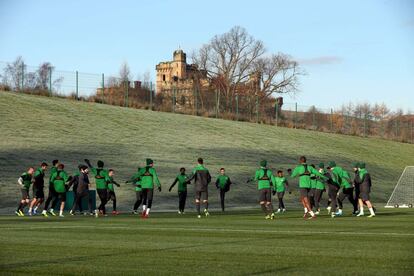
(1, 61, 413, 144)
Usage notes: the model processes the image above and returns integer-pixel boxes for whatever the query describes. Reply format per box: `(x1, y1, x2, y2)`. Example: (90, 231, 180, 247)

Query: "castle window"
(162, 74, 166, 81)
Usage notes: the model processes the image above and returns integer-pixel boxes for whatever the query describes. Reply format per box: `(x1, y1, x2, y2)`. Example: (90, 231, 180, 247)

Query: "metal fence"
(1, 61, 413, 144)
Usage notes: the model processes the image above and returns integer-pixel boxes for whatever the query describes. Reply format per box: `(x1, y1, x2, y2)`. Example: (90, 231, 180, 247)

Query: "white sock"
(29, 207, 32, 212)
(304, 207, 308, 213)
(309, 211, 315, 217)
(369, 207, 375, 215)
(50, 208, 54, 212)
(142, 205, 147, 211)
(146, 208, 150, 215)
(59, 210, 63, 216)
(34, 206, 38, 211)
(42, 210, 46, 214)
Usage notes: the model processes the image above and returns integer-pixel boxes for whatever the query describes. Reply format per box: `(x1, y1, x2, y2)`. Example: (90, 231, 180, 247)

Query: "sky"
(0, 0, 413, 111)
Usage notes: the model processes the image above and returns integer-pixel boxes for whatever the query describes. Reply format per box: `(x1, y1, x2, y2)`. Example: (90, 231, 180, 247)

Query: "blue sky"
(0, 0, 413, 111)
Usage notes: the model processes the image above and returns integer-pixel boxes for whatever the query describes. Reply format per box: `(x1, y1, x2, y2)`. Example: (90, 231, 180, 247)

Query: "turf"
(1, 91, 414, 213)
(0, 209, 413, 275)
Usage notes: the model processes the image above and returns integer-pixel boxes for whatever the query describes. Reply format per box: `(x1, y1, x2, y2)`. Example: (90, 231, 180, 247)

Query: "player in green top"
(313, 163, 328, 215)
(356, 162, 376, 217)
(308, 164, 317, 211)
(15, 167, 34, 216)
(29, 162, 48, 216)
(329, 161, 357, 216)
(215, 168, 232, 212)
(85, 159, 109, 216)
(290, 156, 326, 219)
(169, 167, 190, 214)
(106, 169, 121, 215)
(271, 170, 289, 213)
(126, 167, 144, 215)
(249, 160, 275, 220)
(137, 159, 161, 218)
(44, 160, 59, 216)
(50, 163, 70, 217)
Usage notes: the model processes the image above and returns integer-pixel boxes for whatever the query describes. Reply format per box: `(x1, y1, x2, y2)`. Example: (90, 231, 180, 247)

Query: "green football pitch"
(0, 209, 413, 275)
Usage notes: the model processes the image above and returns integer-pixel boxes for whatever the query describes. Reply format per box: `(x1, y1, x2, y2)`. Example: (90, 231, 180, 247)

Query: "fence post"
(363, 114, 367, 137)
(21, 62, 25, 91)
(124, 80, 129, 107)
(195, 88, 198, 116)
(75, 70, 79, 100)
(235, 94, 239, 121)
(215, 90, 218, 118)
(256, 95, 259, 123)
(275, 103, 278, 127)
(312, 108, 316, 129)
(294, 102, 298, 129)
(48, 66, 52, 95)
(150, 82, 153, 110)
(330, 108, 333, 132)
(101, 73, 104, 104)
(172, 87, 176, 113)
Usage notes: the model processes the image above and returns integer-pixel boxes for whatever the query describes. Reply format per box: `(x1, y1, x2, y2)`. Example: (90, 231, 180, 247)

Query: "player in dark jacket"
(29, 162, 48, 216)
(188, 158, 212, 218)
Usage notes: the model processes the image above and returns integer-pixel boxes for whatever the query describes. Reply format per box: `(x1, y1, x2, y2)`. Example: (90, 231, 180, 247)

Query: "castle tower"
(172, 49, 186, 79)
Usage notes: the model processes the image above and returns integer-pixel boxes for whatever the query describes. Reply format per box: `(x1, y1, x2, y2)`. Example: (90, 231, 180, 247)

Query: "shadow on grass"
(0, 236, 268, 271)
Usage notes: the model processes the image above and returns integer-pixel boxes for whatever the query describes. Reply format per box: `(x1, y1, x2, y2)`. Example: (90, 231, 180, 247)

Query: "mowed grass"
(0, 209, 413, 275)
(0, 91, 414, 212)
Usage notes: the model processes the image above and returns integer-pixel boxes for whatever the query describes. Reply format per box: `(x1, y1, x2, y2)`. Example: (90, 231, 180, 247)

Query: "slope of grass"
(0, 210, 413, 275)
(0, 91, 413, 212)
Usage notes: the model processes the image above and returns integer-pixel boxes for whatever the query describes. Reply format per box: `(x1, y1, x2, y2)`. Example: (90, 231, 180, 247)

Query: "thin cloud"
(297, 56, 343, 66)
(402, 19, 414, 28)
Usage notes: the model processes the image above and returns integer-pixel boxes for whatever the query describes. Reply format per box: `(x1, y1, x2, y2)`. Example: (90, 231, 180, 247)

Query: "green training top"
(49, 166, 57, 184)
(216, 175, 230, 189)
(272, 176, 288, 192)
(20, 172, 33, 189)
(175, 174, 189, 192)
(50, 169, 69, 193)
(310, 173, 317, 189)
(107, 176, 116, 192)
(359, 168, 368, 181)
(90, 167, 109, 189)
(129, 170, 142, 192)
(253, 167, 273, 190)
(315, 169, 327, 190)
(290, 164, 326, 189)
(331, 166, 352, 188)
(137, 166, 161, 189)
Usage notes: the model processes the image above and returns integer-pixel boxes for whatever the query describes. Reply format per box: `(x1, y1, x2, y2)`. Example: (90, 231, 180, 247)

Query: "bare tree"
(192, 26, 265, 107)
(119, 61, 131, 82)
(36, 62, 52, 90)
(2, 56, 25, 90)
(253, 53, 302, 99)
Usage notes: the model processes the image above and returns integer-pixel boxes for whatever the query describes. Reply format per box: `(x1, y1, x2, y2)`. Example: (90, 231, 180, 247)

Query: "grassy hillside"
(0, 91, 413, 213)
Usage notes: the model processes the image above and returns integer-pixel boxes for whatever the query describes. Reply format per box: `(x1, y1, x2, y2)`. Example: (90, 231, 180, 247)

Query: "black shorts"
(300, 188, 311, 197)
(259, 188, 272, 202)
(33, 188, 44, 199)
(195, 190, 208, 201)
(57, 192, 66, 202)
(359, 185, 370, 201)
(21, 189, 30, 200)
(308, 188, 316, 197)
(276, 191, 285, 199)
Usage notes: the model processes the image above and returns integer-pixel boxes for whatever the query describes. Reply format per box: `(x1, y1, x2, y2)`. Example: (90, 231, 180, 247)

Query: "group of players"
(15, 155, 375, 219)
